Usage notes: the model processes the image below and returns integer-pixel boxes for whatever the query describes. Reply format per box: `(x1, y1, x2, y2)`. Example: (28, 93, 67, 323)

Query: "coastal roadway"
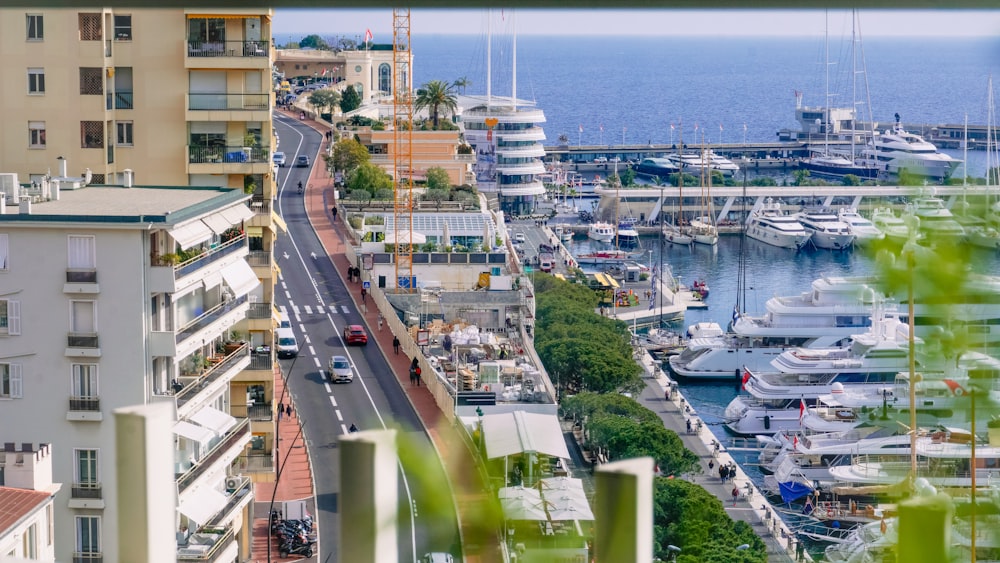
(272, 114, 460, 562)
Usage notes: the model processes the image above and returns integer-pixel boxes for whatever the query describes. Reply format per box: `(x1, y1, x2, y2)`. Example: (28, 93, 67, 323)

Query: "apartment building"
(0, 443, 60, 561)
(0, 5, 282, 494)
(0, 180, 261, 561)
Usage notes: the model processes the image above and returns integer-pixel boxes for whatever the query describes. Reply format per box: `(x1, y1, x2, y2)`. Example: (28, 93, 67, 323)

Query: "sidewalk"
(294, 114, 502, 563)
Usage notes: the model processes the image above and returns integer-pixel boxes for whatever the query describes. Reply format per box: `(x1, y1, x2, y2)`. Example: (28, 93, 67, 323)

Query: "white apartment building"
(0, 178, 259, 562)
(0, 443, 60, 562)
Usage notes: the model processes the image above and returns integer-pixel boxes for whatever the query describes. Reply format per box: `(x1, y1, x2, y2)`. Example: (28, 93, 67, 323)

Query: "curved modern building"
(461, 96, 547, 216)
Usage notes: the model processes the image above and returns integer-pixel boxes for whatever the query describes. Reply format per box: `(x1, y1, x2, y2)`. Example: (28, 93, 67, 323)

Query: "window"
(26, 14, 43, 40)
(113, 14, 131, 40)
(28, 122, 45, 149)
(79, 68, 103, 95)
(27, 68, 44, 94)
(68, 235, 96, 269)
(80, 121, 103, 148)
(0, 364, 22, 399)
(78, 13, 102, 41)
(0, 300, 20, 335)
(70, 300, 96, 334)
(75, 449, 99, 485)
(23, 523, 36, 559)
(46, 505, 53, 546)
(72, 364, 99, 398)
(0, 234, 7, 270)
(75, 516, 100, 556)
(116, 121, 133, 146)
(187, 18, 226, 43)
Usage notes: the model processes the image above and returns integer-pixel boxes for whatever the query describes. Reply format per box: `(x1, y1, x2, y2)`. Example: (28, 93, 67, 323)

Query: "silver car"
(328, 355, 353, 383)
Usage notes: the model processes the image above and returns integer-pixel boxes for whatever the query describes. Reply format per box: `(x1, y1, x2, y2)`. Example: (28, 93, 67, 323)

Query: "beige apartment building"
(0, 6, 283, 560)
(353, 128, 476, 186)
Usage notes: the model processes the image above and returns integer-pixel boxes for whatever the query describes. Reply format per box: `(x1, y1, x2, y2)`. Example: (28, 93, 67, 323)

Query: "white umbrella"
(539, 477, 585, 494)
(545, 494, 591, 514)
(546, 504, 595, 522)
(500, 496, 549, 521)
(498, 486, 541, 502)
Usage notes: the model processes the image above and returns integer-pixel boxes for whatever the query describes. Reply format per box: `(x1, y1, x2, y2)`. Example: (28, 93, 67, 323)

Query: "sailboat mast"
(512, 11, 517, 110)
(851, 11, 857, 161)
(824, 10, 830, 156)
(677, 125, 684, 231)
(486, 12, 492, 108)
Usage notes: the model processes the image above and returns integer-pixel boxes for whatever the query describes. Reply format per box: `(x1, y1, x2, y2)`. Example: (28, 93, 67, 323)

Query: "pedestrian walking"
(708, 459, 714, 471)
(331, 206, 338, 221)
(409, 364, 417, 385)
(277, 401, 284, 420)
(286, 405, 293, 419)
(732, 485, 739, 506)
(360, 287, 367, 304)
(378, 312, 384, 331)
(414, 365, 422, 386)
(718, 465, 726, 481)
(393, 335, 400, 355)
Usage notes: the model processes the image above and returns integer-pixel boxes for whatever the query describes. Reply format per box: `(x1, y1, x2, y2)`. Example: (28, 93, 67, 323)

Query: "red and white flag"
(579, 124, 583, 133)
(321, 68, 328, 76)
(799, 398, 806, 423)
(670, 123, 675, 130)
(793, 435, 798, 450)
(741, 370, 751, 391)
(364, 28, 373, 42)
(719, 123, 723, 131)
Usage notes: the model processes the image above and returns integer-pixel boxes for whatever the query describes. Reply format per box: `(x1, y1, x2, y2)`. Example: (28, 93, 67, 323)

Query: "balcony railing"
(68, 332, 99, 349)
(247, 250, 270, 267)
(250, 197, 271, 215)
(177, 526, 235, 562)
(247, 302, 272, 319)
(107, 144, 114, 165)
(176, 294, 248, 344)
(230, 403, 272, 421)
(188, 145, 270, 164)
(235, 452, 273, 472)
(69, 396, 101, 412)
(66, 270, 98, 283)
(104, 90, 133, 110)
(174, 235, 247, 279)
(188, 93, 269, 111)
(177, 418, 250, 493)
(73, 552, 103, 563)
(71, 482, 102, 499)
(248, 354, 272, 371)
(175, 344, 250, 410)
(207, 477, 252, 527)
(186, 40, 269, 58)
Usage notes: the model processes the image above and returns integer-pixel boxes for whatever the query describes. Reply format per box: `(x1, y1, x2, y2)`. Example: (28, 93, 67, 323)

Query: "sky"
(273, 9, 1000, 38)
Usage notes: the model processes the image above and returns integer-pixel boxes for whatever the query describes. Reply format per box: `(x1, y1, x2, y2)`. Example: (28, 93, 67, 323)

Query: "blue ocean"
(413, 34, 1000, 176)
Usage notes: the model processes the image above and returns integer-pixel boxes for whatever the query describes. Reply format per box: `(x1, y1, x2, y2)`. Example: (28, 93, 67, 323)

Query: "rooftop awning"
(173, 420, 215, 446)
(221, 260, 260, 298)
(169, 221, 213, 251)
(178, 487, 229, 524)
(482, 411, 571, 460)
(190, 405, 238, 436)
(202, 270, 223, 290)
(201, 213, 232, 236)
(220, 204, 254, 225)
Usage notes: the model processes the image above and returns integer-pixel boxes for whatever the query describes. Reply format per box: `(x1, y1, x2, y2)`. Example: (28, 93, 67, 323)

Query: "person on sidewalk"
(286, 404, 293, 419)
(415, 365, 422, 386)
(731, 485, 739, 506)
(409, 363, 417, 385)
(361, 287, 367, 304)
(378, 312, 384, 331)
(277, 401, 284, 421)
(331, 206, 338, 221)
(393, 335, 401, 355)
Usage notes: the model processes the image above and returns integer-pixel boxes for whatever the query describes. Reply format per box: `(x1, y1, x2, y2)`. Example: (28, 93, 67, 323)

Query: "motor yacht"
(667, 151, 740, 177)
(870, 207, 913, 243)
(904, 197, 966, 242)
(837, 208, 884, 246)
(858, 114, 962, 182)
(795, 209, 856, 250)
(800, 152, 879, 180)
(745, 198, 812, 249)
(615, 218, 640, 247)
(587, 221, 615, 242)
(633, 157, 679, 179)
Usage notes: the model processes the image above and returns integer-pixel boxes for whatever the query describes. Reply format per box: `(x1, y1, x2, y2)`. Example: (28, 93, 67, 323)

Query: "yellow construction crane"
(392, 9, 414, 291)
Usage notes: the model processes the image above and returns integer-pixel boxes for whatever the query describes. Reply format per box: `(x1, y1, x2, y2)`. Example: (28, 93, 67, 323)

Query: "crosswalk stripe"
(341, 305, 350, 314)
(304, 305, 314, 315)
(291, 305, 301, 315)
(316, 305, 325, 314)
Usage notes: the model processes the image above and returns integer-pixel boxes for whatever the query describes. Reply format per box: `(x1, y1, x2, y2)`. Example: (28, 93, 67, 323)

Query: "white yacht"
(668, 151, 739, 177)
(663, 224, 693, 246)
(858, 113, 962, 182)
(904, 197, 966, 242)
(587, 221, 615, 242)
(615, 218, 640, 247)
(837, 208, 884, 246)
(795, 209, 856, 250)
(870, 207, 913, 243)
(745, 198, 812, 250)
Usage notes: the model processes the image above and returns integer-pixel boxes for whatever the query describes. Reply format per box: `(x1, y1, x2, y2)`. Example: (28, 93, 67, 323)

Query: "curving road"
(271, 114, 459, 562)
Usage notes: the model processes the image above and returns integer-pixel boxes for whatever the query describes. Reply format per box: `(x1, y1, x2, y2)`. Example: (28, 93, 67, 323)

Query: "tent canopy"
(481, 411, 571, 460)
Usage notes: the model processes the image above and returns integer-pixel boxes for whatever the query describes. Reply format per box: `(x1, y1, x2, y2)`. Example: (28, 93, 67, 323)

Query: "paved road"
(272, 114, 459, 562)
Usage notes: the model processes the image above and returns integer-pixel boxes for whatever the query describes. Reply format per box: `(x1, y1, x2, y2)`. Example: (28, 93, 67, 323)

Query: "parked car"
(272, 152, 286, 167)
(344, 325, 368, 345)
(328, 355, 354, 383)
(514, 232, 526, 243)
(295, 155, 310, 167)
(593, 157, 608, 163)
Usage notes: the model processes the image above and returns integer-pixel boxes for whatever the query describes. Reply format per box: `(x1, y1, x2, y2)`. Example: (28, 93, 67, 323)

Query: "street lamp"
(667, 544, 681, 562)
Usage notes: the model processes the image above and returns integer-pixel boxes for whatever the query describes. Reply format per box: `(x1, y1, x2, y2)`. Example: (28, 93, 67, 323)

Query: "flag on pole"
(670, 123, 675, 130)
(799, 398, 806, 423)
(364, 28, 373, 42)
(719, 123, 723, 131)
(579, 124, 583, 133)
(741, 370, 751, 390)
(599, 123, 604, 132)
(743, 122, 748, 132)
(793, 435, 798, 451)
(694, 123, 699, 131)
(321, 68, 328, 76)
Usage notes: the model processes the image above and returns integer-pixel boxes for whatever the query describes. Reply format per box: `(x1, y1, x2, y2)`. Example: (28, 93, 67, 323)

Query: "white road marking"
(340, 423, 348, 434)
(335, 409, 343, 422)
(285, 290, 291, 299)
(312, 353, 319, 366)
(304, 305, 313, 315)
(341, 305, 350, 314)
(325, 383, 333, 396)
(316, 306, 325, 314)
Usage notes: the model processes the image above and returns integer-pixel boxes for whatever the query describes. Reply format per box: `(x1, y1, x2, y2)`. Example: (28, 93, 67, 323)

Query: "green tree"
(298, 34, 329, 50)
(425, 167, 451, 192)
(793, 168, 811, 186)
(347, 162, 393, 195)
(749, 177, 777, 187)
(414, 80, 458, 129)
(330, 138, 370, 176)
(308, 89, 340, 117)
(621, 168, 636, 187)
(340, 85, 362, 114)
(841, 173, 862, 186)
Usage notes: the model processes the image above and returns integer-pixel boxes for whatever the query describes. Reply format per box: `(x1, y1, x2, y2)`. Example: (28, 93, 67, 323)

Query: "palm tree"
(452, 76, 470, 94)
(415, 80, 458, 129)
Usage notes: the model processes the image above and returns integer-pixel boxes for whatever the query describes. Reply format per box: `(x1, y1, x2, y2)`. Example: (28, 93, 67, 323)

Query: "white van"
(275, 327, 299, 358)
(278, 310, 292, 329)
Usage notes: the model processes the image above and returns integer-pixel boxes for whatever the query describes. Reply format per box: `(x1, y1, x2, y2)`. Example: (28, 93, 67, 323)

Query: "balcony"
(247, 302, 272, 319)
(148, 235, 249, 295)
(66, 332, 100, 358)
(69, 482, 104, 509)
(176, 418, 251, 494)
(65, 269, 100, 294)
(186, 40, 269, 58)
(73, 552, 103, 563)
(235, 452, 274, 473)
(188, 145, 269, 164)
(207, 476, 252, 527)
(247, 250, 270, 267)
(175, 235, 247, 279)
(177, 525, 237, 562)
(174, 344, 251, 412)
(250, 197, 271, 216)
(105, 91, 133, 110)
(68, 396, 102, 422)
(176, 295, 249, 345)
(230, 402, 272, 421)
(248, 354, 272, 372)
(188, 93, 269, 112)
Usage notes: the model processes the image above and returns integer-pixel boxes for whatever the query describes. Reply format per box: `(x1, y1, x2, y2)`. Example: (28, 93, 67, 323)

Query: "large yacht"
(904, 196, 966, 242)
(745, 198, 812, 250)
(667, 151, 739, 177)
(870, 207, 913, 243)
(794, 209, 855, 250)
(632, 157, 679, 179)
(858, 114, 962, 182)
(615, 218, 640, 247)
(587, 221, 615, 242)
(799, 152, 879, 180)
(837, 208, 884, 246)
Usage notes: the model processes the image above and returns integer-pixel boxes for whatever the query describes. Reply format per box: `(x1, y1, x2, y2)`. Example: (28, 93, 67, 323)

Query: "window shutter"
(10, 364, 22, 398)
(8, 301, 19, 335)
(68, 236, 96, 269)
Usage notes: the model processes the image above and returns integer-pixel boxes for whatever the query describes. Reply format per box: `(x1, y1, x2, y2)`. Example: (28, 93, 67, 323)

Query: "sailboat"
(690, 141, 719, 246)
(664, 125, 694, 245)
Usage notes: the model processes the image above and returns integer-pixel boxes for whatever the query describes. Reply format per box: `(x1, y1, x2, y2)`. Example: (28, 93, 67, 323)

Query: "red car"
(344, 324, 368, 345)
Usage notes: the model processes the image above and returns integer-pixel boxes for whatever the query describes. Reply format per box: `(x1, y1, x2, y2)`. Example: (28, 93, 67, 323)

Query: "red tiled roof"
(0, 487, 53, 533)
